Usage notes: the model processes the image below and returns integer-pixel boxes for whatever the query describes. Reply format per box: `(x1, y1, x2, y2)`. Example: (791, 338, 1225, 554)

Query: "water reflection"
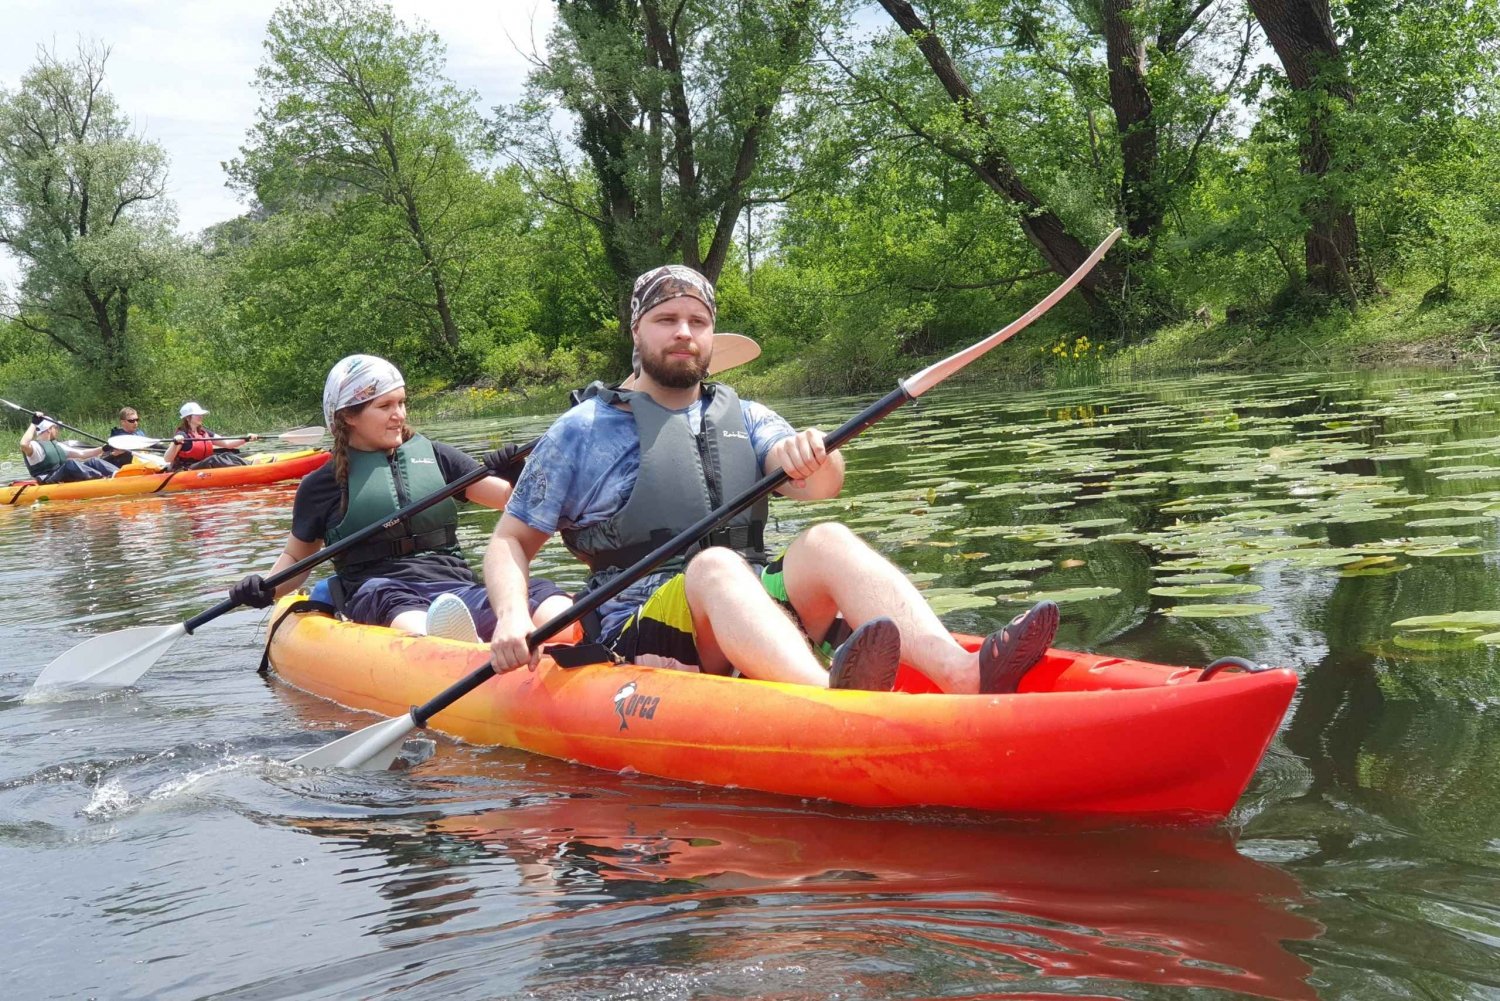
(266, 755, 1321, 1001)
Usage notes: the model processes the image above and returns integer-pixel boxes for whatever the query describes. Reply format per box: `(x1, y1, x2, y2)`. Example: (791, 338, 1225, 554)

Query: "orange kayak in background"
(266, 596, 1297, 821)
(3, 449, 330, 505)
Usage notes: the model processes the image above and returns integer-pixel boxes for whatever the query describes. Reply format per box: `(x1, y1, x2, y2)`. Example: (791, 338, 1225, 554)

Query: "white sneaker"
(426, 592, 480, 643)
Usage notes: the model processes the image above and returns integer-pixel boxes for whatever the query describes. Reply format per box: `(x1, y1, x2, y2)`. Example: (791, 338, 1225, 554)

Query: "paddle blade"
(107, 434, 160, 451)
(707, 332, 760, 374)
(289, 713, 416, 770)
(28, 623, 188, 694)
(278, 426, 327, 447)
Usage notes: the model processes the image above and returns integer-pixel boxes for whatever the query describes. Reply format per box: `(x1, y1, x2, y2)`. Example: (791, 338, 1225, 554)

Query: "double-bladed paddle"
(289, 227, 1124, 770)
(107, 426, 328, 452)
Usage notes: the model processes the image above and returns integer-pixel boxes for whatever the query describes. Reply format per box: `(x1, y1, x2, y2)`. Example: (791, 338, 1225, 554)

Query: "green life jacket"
(25, 437, 67, 479)
(325, 435, 461, 575)
(561, 381, 768, 588)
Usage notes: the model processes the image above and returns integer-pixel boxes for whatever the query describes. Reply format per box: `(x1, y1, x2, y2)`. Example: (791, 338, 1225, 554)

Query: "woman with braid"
(229, 355, 569, 641)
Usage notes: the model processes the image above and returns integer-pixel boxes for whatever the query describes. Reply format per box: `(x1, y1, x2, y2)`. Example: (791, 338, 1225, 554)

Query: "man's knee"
(684, 546, 755, 593)
(796, 521, 858, 555)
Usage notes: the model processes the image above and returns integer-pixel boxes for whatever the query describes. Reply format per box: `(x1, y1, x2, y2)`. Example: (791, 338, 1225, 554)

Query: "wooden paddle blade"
(707, 332, 760, 374)
(278, 426, 327, 447)
(289, 713, 416, 770)
(27, 623, 188, 694)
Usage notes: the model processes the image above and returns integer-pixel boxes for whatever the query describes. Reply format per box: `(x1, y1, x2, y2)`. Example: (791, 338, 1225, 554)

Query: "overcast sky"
(1, 0, 557, 288)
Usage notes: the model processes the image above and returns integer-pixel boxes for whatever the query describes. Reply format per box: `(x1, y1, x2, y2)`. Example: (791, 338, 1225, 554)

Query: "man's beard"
(639, 343, 710, 389)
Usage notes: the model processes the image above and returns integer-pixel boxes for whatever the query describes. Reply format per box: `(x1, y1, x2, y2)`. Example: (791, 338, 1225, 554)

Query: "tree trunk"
(876, 0, 1128, 308)
(400, 187, 462, 349)
(81, 282, 116, 352)
(642, 0, 702, 271)
(1101, 0, 1162, 245)
(1247, 0, 1363, 299)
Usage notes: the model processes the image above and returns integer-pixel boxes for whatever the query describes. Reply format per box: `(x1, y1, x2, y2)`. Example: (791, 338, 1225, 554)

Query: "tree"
(229, 0, 487, 355)
(0, 42, 176, 376)
(496, 0, 822, 332)
(851, 0, 1254, 325)
(1246, 0, 1362, 300)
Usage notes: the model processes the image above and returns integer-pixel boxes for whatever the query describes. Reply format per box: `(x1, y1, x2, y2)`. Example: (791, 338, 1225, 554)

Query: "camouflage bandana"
(629, 265, 716, 329)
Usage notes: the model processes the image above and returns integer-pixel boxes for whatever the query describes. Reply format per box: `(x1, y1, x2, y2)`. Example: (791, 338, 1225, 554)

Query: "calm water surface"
(3, 367, 1499, 999)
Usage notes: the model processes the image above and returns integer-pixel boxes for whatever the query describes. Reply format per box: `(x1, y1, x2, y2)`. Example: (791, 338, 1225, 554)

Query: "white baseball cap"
(179, 401, 209, 418)
(36, 418, 57, 434)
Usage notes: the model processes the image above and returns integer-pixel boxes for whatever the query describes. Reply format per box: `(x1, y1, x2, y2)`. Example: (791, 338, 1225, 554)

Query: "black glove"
(31, 411, 45, 427)
(229, 574, 277, 609)
(483, 443, 527, 485)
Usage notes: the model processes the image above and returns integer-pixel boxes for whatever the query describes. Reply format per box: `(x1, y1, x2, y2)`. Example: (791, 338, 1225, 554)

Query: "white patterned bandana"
(629, 265, 716, 329)
(322, 355, 405, 428)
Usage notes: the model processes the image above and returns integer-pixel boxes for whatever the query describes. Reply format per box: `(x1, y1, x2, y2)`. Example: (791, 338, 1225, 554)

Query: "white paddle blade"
(708, 332, 760, 374)
(278, 426, 327, 447)
(107, 434, 161, 451)
(28, 623, 189, 693)
(289, 713, 416, 770)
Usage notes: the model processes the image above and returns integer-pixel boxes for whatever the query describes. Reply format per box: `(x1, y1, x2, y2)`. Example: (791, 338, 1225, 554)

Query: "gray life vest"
(325, 435, 460, 574)
(25, 437, 66, 479)
(562, 381, 769, 586)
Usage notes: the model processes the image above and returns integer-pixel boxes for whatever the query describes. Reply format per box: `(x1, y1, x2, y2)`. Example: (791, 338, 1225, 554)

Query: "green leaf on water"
(1017, 586, 1122, 602)
(979, 559, 1052, 573)
(1391, 610, 1500, 630)
(1404, 516, 1494, 529)
(1161, 603, 1274, 618)
(972, 579, 1033, 593)
(923, 589, 998, 614)
(1149, 583, 1265, 598)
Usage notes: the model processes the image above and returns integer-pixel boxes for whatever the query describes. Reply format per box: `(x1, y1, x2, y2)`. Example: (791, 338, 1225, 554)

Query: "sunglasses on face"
(123, 418, 139, 423)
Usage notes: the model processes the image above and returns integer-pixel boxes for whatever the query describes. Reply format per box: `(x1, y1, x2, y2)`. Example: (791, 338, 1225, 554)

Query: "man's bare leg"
(780, 522, 979, 693)
(683, 548, 830, 687)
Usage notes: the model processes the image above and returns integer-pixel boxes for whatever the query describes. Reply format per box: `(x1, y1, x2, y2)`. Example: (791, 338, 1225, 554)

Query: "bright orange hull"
(3, 449, 330, 505)
(266, 598, 1297, 820)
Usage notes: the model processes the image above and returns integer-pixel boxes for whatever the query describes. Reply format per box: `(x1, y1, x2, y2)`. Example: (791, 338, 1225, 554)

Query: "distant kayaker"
(101, 406, 147, 466)
(164, 402, 261, 471)
(163, 402, 259, 470)
(484, 264, 1059, 693)
(18, 413, 119, 483)
(227, 355, 570, 641)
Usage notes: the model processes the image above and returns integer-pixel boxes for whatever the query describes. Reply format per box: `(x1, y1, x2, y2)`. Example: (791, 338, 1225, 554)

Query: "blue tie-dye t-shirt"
(506, 392, 795, 639)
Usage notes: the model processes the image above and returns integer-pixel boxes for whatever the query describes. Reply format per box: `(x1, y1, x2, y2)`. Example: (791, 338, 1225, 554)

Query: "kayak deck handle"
(1199, 656, 1272, 682)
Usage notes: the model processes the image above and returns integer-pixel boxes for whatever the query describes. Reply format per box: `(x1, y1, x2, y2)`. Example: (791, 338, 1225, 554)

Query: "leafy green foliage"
(2, 1, 1499, 410)
(0, 43, 179, 378)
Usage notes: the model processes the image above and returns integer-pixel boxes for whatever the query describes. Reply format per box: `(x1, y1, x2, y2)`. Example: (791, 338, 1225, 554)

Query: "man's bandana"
(629, 265, 716, 329)
(322, 354, 405, 428)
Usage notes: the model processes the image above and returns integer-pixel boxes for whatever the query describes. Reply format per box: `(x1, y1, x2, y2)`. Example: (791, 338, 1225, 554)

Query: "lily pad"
(1392, 610, 1500, 630)
(1017, 586, 1122, 602)
(1403, 516, 1494, 529)
(923, 589, 998, 614)
(1149, 583, 1265, 598)
(980, 559, 1053, 573)
(1161, 603, 1274, 618)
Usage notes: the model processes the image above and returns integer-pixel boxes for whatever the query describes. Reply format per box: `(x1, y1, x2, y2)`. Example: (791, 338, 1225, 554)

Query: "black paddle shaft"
(408, 384, 913, 729)
(0, 397, 109, 446)
(184, 439, 537, 634)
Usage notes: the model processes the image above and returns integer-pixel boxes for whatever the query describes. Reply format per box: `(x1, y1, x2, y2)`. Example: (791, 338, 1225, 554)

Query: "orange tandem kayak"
(3, 449, 330, 505)
(266, 596, 1297, 821)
